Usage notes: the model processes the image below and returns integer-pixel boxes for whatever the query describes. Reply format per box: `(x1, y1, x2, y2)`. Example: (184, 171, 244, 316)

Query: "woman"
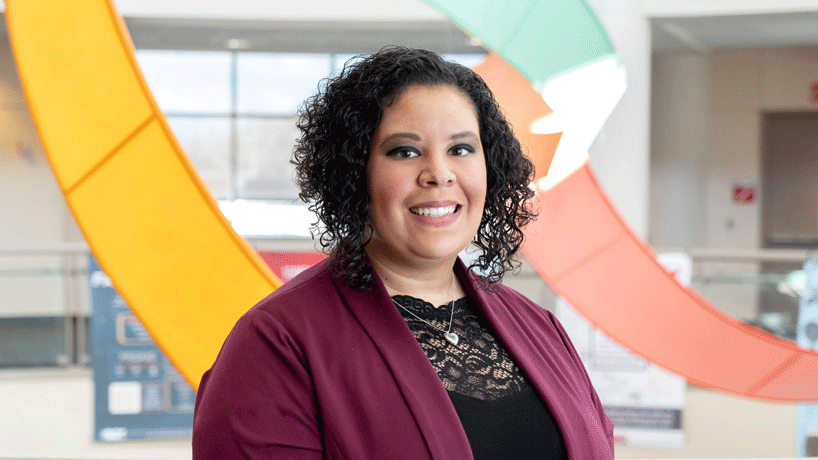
(193, 47, 613, 459)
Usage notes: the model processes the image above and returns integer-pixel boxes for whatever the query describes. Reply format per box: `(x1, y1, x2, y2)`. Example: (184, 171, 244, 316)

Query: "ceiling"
(652, 12, 818, 53)
(126, 18, 484, 54)
(3, 11, 818, 54)
(123, 12, 818, 54)
(0, 14, 483, 54)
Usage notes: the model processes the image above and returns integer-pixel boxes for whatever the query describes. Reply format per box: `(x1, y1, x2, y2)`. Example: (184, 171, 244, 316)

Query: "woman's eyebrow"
(451, 131, 478, 141)
(378, 132, 420, 148)
(378, 131, 478, 148)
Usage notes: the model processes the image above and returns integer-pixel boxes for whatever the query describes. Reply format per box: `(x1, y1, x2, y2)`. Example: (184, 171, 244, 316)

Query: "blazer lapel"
(333, 266, 473, 460)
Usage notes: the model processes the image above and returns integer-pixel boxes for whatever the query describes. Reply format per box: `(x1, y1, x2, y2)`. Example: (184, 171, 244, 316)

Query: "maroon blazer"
(193, 257, 614, 459)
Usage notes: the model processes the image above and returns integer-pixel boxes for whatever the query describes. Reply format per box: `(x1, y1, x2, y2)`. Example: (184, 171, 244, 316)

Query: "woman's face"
(365, 84, 487, 270)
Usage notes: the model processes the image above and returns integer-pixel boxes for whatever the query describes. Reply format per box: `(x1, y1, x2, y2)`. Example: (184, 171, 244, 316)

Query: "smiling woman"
(292, 48, 536, 292)
(365, 85, 487, 305)
(192, 47, 614, 459)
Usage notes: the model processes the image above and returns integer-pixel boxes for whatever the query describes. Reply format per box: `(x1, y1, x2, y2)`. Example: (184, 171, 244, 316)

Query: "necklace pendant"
(443, 331, 459, 346)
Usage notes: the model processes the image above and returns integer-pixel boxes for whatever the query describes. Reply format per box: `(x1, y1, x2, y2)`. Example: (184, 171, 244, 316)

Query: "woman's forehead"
(372, 86, 480, 142)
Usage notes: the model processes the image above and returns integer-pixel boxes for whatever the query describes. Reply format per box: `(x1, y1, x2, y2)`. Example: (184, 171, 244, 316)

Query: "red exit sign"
(733, 183, 756, 204)
(812, 81, 818, 104)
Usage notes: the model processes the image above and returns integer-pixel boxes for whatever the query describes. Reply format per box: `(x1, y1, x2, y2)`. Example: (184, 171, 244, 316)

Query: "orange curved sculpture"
(521, 161, 818, 401)
(474, 53, 818, 401)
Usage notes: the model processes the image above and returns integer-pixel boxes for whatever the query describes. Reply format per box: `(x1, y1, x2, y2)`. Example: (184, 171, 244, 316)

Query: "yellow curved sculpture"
(5, 0, 281, 387)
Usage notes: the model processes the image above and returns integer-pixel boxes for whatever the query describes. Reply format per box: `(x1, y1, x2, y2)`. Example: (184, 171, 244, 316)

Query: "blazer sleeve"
(548, 311, 616, 448)
(192, 309, 323, 459)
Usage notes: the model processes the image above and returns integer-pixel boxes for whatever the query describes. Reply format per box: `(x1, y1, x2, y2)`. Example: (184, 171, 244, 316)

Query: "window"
(236, 53, 331, 114)
(135, 49, 486, 238)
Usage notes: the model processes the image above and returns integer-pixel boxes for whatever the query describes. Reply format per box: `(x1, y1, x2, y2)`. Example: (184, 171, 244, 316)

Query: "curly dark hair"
(292, 47, 537, 290)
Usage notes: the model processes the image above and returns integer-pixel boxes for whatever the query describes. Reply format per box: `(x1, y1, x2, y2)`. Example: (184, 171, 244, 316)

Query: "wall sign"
(811, 81, 818, 104)
(732, 183, 756, 204)
(90, 256, 195, 442)
(90, 251, 326, 441)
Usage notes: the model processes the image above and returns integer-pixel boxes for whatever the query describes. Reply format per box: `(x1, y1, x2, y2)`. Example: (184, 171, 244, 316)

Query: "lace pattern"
(392, 295, 529, 401)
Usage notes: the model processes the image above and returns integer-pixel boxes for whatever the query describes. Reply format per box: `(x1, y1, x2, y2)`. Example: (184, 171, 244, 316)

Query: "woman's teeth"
(411, 205, 457, 217)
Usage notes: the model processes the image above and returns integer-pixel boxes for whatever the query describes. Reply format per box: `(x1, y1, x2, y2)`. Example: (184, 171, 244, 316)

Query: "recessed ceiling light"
(225, 38, 252, 50)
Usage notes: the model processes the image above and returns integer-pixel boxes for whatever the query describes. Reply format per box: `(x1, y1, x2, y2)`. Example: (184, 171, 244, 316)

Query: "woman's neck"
(366, 251, 464, 307)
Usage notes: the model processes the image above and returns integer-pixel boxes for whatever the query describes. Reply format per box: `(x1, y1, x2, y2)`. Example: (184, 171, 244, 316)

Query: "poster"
(89, 251, 325, 441)
(90, 257, 195, 442)
(554, 252, 689, 450)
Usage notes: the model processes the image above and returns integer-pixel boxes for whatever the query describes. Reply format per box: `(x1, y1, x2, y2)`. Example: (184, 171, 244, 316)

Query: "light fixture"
(225, 38, 252, 50)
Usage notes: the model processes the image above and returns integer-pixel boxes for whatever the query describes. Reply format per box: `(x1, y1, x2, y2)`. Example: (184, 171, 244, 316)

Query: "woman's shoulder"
(220, 257, 355, 356)
(248, 257, 343, 320)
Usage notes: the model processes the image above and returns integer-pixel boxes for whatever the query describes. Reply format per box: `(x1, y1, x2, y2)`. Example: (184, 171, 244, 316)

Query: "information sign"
(90, 256, 195, 441)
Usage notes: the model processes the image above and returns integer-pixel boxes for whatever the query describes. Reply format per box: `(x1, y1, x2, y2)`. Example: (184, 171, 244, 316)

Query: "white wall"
(586, 0, 653, 238)
(649, 52, 709, 249)
(0, 369, 191, 459)
(0, 34, 70, 318)
(618, 386, 797, 458)
(650, 46, 818, 321)
(706, 49, 765, 251)
(636, 44, 818, 459)
(710, 47, 818, 323)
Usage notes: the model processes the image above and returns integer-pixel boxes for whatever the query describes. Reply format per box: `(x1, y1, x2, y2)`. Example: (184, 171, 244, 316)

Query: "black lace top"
(392, 295, 567, 459)
(392, 295, 528, 400)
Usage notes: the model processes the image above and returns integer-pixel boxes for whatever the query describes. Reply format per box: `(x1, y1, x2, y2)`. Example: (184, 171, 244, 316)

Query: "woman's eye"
(451, 144, 475, 156)
(386, 147, 419, 159)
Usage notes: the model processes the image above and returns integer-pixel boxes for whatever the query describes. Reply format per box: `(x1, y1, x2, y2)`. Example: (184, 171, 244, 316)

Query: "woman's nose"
(419, 154, 455, 187)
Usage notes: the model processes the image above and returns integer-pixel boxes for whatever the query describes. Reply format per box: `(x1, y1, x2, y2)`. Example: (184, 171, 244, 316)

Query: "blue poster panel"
(89, 256, 195, 441)
(796, 259, 818, 456)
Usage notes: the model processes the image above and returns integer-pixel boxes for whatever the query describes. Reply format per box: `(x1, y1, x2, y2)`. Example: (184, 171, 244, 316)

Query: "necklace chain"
(391, 273, 458, 346)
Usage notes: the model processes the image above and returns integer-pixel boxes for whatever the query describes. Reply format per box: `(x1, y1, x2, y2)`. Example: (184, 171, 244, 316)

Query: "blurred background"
(2, 0, 818, 458)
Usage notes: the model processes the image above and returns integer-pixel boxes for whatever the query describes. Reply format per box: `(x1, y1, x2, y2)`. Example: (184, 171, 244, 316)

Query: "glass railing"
(0, 239, 319, 369)
(2, 244, 817, 369)
(0, 244, 90, 368)
(683, 247, 817, 342)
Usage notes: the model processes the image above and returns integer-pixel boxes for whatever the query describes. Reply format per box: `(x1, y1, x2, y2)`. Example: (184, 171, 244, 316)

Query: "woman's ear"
(362, 220, 374, 246)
